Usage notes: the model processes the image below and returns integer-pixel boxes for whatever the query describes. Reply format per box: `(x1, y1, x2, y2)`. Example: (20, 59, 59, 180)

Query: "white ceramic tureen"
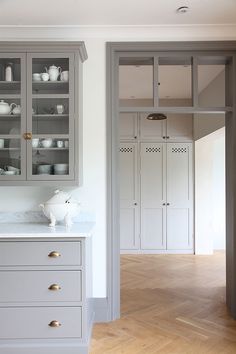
(39, 190, 80, 227)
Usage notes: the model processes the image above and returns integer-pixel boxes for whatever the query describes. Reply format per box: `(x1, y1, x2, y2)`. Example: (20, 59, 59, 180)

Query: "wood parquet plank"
(90, 252, 236, 354)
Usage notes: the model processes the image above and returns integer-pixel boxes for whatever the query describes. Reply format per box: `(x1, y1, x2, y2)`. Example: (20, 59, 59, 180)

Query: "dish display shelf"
(0, 43, 87, 185)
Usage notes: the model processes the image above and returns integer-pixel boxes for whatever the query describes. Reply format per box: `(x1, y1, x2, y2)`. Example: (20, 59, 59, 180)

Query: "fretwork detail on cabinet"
(0, 42, 87, 186)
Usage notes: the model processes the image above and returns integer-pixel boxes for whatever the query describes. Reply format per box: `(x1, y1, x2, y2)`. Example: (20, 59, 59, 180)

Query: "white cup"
(60, 71, 69, 82)
(32, 138, 39, 148)
(0, 139, 4, 149)
(32, 73, 41, 82)
(56, 104, 64, 114)
(41, 72, 49, 82)
(57, 141, 64, 148)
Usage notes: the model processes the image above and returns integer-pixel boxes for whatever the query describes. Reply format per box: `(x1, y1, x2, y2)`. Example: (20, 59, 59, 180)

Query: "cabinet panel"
(120, 143, 139, 250)
(167, 143, 193, 250)
(140, 143, 166, 249)
(167, 114, 193, 141)
(120, 113, 138, 140)
(140, 113, 166, 141)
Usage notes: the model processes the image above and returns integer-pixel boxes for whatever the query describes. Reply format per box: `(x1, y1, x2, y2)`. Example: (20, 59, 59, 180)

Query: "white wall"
(195, 127, 225, 254)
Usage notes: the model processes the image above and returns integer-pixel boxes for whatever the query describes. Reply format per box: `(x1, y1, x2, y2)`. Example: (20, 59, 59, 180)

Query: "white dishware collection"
(32, 65, 69, 82)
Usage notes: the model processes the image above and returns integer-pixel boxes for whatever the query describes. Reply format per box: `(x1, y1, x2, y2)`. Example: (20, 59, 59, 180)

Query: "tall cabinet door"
(120, 143, 139, 250)
(166, 143, 193, 250)
(140, 143, 166, 249)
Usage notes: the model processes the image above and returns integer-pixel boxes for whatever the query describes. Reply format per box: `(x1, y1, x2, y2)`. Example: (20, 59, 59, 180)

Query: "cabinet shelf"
(32, 94, 69, 99)
(32, 114, 68, 119)
(0, 114, 20, 119)
(0, 148, 20, 151)
(32, 148, 69, 151)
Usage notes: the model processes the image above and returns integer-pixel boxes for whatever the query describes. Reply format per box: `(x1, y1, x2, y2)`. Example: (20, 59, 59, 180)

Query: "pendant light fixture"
(146, 113, 167, 121)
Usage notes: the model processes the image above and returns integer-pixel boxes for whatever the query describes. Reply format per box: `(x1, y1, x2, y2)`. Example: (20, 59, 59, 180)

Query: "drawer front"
(0, 307, 82, 339)
(0, 271, 82, 303)
(0, 242, 81, 266)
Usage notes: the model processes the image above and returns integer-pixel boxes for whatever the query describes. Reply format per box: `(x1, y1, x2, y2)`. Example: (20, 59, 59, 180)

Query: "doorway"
(106, 42, 236, 321)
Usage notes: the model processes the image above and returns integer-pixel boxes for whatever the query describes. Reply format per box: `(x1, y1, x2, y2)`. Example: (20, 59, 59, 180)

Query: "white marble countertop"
(0, 222, 95, 238)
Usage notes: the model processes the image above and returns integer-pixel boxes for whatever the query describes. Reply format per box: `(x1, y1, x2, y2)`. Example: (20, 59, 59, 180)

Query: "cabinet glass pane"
(198, 57, 226, 107)
(158, 57, 192, 107)
(119, 57, 154, 107)
(29, 55, 73, 179)
(0, 56, 25, 179)
(32, 58, 69, 94)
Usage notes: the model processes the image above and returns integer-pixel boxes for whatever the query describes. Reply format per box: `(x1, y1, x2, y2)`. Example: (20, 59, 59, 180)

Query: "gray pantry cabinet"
(0, 237, 93, 354)
(0, 42, 87, 186)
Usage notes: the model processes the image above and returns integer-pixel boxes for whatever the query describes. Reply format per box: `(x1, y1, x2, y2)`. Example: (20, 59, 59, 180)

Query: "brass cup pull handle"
(48, 284, 61, 291)
(49, 320, 61, 328)
(23, 132, 32, 140)
(48, 251, 61, 258)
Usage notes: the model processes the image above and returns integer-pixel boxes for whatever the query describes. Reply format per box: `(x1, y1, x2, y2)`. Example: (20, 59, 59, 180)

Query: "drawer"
(0, 241, 81, 266)
(0, 307, 82, 339)
(0, 270, 82, 303)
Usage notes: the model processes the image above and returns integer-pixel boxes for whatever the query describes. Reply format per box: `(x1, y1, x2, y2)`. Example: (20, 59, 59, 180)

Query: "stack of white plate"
(37, 164, 52, 175)
(53, 164, 69, 175)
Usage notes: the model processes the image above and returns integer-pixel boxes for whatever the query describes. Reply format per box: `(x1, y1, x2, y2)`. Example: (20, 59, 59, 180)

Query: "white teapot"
(0, 100, 17, 115)
(39, 189, 80, 227)
(45, 65, 61, 82)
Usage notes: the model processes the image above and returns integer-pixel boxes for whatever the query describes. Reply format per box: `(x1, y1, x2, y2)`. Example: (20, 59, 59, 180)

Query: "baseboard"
(93, 298, 110, 323)
(120, 249, 194, 254)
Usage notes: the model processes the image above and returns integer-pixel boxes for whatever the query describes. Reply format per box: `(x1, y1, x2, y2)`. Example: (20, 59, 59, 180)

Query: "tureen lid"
(45, 189, 73, 204)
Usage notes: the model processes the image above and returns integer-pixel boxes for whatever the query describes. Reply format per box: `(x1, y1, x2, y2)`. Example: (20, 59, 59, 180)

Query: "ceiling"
(119, 65, 225, 100)
(0, 0, 236, 26)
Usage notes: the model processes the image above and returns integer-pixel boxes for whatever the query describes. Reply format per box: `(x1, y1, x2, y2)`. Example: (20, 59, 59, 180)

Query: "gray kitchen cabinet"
(120, 112, 138, 140)
(0, 42, 87, 186)
(0, 236, 93, 354)
(140, 143, 167, 250)
(140, 112, 167, 141)
(120, 142, 140, 250)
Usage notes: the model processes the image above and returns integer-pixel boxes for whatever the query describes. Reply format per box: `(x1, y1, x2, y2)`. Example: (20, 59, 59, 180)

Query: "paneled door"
(0, 53, 26, 181)
(120, 113, 138, 140)
(120, 143, 139, 250)
(140, 143, 167, 249)
(166, 143, 193, 250)
(27, 53, 75, 181)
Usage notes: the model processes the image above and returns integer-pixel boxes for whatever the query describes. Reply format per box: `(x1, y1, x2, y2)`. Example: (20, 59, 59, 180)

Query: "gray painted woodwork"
(107, 41, 236, 321)
(0, 42, 86, 186)
(0, 237, 93, 354)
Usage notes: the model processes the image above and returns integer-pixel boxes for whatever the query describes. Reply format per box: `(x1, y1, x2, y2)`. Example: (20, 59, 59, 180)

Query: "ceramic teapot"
(0, 100, 17, 115)
(11, 104, 21, 115)
(39, 189, 80, 227)
(45, 65, 61, 82)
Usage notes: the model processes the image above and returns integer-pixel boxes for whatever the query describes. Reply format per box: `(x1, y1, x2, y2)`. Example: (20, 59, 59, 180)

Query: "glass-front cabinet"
(0, 43, 87, 185)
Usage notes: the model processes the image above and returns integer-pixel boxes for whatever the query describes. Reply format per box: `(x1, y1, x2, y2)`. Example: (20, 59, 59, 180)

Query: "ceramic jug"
(45, 65, 61, 82)
(0, 100, 17, 115)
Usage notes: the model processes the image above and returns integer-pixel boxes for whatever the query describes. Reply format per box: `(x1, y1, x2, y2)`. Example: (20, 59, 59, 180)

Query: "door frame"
(106, 41, 236, 320)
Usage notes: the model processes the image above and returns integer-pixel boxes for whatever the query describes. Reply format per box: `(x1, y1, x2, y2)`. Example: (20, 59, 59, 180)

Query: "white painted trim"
(0, 25, 235, 40)
(120, 250, 194, 254)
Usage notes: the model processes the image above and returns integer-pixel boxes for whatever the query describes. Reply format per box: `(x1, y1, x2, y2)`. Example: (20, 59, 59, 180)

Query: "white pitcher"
(45, 65, 61, 82)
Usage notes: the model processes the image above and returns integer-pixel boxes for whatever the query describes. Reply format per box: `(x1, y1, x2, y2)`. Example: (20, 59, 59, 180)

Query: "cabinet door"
(167, 114, 193, 142)
(166, 143, 193, 250)
(120, 143, 139, 250)
(140, 113, 166, 141)
(120, 113, 138, 140)
(140, 143, 166, 249)
(26, 53, 75, 181)
(0, 53, 27, 182)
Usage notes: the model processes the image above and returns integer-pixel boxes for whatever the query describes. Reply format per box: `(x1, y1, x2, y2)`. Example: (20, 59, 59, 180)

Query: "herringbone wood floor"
(90, 252, 236, 354)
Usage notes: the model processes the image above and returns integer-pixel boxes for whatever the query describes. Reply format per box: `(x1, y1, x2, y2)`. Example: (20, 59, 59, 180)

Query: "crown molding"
(0, 24, 235, 40)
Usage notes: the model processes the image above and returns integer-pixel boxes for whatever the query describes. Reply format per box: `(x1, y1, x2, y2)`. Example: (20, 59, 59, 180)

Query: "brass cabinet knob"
(48, 320, 61, 328)
(23, 132, 32, 140)
(48, 284, 61, 291)
(48, 251, 61, 258)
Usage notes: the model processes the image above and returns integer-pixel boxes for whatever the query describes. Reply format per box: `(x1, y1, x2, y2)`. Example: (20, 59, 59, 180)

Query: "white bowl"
(54, 163, 68, 170)
(3, 171, 16, 175)
(37, 164, 52, 174)
(32, 138, 39, 148)
(41, 139, 53, 148)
